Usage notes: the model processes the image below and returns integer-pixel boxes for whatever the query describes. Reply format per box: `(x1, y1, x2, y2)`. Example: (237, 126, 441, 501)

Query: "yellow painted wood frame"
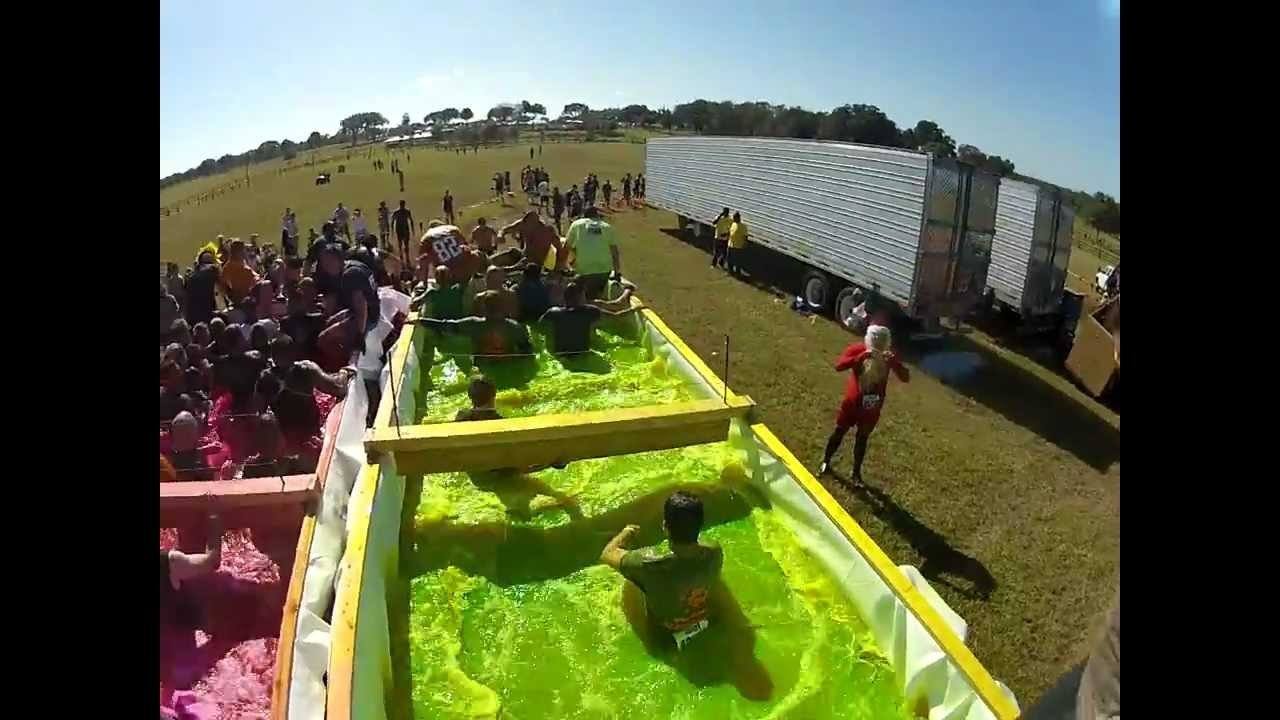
(750, 423, 1019, 720)
(365, 301, 755, 473)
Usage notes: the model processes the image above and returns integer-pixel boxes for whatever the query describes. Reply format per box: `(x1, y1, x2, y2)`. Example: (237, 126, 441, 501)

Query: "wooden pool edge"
(365, 300, 756, 472)
(751, 423, 1019, 720)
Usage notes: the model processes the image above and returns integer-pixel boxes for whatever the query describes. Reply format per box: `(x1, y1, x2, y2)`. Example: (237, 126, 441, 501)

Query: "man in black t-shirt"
(391, 200, 415, 262)
(184, 251, 220, 325)
(538, 281, 639, 355)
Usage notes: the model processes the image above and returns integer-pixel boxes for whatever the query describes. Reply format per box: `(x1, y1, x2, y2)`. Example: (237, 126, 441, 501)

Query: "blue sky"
(161, 0, 1119, 197)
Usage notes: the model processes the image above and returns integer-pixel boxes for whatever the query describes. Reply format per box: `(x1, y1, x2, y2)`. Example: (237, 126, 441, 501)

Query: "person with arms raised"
(817, 324, 909, 484)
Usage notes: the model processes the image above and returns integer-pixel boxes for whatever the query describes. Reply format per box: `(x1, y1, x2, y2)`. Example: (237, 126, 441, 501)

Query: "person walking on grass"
(602, 179, 613, 209)
(443, 190, 455, 225)
(391, 200, 415, 262)
(622, 173, 632, 208)
(377, 201, 391, 250)
(817, 325, 909, 484)
(711, 208, 731, 270)
(333, 203, 351, 239)
(552, 186, 565, 234)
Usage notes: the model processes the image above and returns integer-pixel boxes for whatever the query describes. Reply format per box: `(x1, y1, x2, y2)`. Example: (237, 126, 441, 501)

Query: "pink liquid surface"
(159, 527, 290, 719)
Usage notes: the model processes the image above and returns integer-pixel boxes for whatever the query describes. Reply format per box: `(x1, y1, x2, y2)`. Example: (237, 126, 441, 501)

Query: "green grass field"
(159, 140, 1120, 706)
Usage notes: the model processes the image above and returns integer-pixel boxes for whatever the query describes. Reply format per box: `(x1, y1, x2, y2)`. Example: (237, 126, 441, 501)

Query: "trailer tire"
(834, 286, 865, 330)
(800, 270, 836, 313)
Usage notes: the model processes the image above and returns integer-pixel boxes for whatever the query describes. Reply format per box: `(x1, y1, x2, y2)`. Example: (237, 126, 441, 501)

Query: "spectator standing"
(711, 207, 732, 270)
(602, 179, 613, 208)
(443, 190, 455, 225)
(621, 174, 632, 207)
(333, 203, 351, 239)
(551, 186, 565, 234)
(391, 200, 415, 262)
(281, 208, 299, 257)
(726, 212, 748, 276)
(377, 201, 391, 249)
(352, 208, 369, 242)
(184, 251, 220, 325)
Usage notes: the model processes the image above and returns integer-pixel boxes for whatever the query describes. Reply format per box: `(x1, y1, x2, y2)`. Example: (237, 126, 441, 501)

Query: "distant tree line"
(161, 97, 1117, 235)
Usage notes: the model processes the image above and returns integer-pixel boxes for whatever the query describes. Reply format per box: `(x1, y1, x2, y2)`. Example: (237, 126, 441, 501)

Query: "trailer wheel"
(834, 286, 865, 330)
(800, 270, 835, 313)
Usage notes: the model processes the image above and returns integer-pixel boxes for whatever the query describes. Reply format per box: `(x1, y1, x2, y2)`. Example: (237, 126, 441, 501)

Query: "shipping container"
(645, 136, 999, 327)
(987, 178, 1075, 317)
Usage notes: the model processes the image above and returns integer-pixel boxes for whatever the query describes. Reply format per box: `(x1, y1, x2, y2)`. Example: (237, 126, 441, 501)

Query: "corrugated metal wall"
(646, 137, 929, 306)
(988, 178, 1039, 310)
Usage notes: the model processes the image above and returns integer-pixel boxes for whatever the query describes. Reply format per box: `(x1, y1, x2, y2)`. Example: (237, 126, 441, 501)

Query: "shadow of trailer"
(1064, 295, 1119, 399)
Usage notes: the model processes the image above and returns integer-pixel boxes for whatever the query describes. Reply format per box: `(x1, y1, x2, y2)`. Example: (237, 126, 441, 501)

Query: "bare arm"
(169, 513, 223, 584)
(297, 360, 355, 398)
(611, 244, 621, 275)
(600, 524, 639, 569)
(591, 287, 639, 315)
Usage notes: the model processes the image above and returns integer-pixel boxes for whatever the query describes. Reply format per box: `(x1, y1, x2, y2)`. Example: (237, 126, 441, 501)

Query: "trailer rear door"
(910, 159, 997, 318)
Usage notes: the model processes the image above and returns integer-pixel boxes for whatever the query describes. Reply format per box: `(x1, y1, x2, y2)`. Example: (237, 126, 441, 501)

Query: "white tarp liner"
(285, 288, 407, 720)
(728, 419, 1019, 719)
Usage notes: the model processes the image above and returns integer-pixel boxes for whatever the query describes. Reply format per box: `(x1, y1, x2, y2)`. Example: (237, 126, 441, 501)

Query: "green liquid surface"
(400, 442, 914, 720)
(413, 320, 707, 423)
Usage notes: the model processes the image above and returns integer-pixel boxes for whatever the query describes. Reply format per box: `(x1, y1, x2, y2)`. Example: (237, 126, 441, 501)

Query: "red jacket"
(835, 342, 909, 425)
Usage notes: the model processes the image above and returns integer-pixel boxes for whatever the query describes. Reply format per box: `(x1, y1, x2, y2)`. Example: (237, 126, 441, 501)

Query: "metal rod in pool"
(723, 335, 730, 404)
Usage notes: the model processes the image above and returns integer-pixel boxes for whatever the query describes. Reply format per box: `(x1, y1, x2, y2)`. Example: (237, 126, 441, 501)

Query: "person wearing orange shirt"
(219, 239, 260, 306)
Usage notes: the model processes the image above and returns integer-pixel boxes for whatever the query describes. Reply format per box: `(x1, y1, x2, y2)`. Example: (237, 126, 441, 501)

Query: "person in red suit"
(818, 324, 909, 484)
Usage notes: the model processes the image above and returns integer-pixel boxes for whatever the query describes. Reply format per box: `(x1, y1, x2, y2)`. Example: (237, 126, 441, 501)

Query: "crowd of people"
(160, 217, 404, 484)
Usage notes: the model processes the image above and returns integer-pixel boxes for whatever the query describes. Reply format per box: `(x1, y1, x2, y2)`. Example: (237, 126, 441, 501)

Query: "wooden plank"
(369, 397, 747, 446)
(751, 423, 1019, 720)
(326, 465, 382, 720)
(392, 414, 734, 475)
(270, 511, 318, 720)
(159, 475, 316, 512)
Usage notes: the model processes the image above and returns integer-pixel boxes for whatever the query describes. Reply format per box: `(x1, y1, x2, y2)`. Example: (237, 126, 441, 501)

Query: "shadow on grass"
(849, 481, 997, 601)
(659, 227, 795, 300)
(899, 333, 1120, 472)
(1020, 661, 1086, 720)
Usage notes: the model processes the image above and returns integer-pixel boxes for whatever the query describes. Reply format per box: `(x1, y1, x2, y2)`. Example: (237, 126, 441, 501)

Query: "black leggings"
(822, 425, 872, 476)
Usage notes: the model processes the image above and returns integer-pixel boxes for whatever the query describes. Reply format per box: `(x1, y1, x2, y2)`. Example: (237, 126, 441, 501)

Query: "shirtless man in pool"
(601, 491, 772, 700)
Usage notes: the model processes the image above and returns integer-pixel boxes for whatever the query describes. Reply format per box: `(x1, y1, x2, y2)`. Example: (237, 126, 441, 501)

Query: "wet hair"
(664, 491, 705, 543)
(467, 375, 496, 407)
(169, 318, 191, 343)
(563, 281, 585, 305)
(250, 323, 271, 352)
(270, 333, 295, 361)
(721, 207, 730, 217)
(192, 322, 211, 345)
(255, 369, 281, 403)
(732, 212, 741, 222)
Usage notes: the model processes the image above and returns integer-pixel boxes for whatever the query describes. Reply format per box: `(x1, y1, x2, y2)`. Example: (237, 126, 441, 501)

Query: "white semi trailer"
(645, 136, 1000, 328)
(986, 177, 1076, 318)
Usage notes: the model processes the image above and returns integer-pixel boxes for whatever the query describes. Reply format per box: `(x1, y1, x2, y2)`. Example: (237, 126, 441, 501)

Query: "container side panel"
(646, 137, 928, 306)
(988, 179, 1039, 309)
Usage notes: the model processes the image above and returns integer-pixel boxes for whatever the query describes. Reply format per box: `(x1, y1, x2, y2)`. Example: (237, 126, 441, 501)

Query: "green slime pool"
(399, 441, 915, 720)
(412, 318, 709, 423)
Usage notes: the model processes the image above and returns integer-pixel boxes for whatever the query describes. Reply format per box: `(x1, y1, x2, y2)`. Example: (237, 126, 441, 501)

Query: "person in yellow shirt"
(711, 207, 731, 270)
(727, 212, 748, 276)
(220, 239, 260, 306)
